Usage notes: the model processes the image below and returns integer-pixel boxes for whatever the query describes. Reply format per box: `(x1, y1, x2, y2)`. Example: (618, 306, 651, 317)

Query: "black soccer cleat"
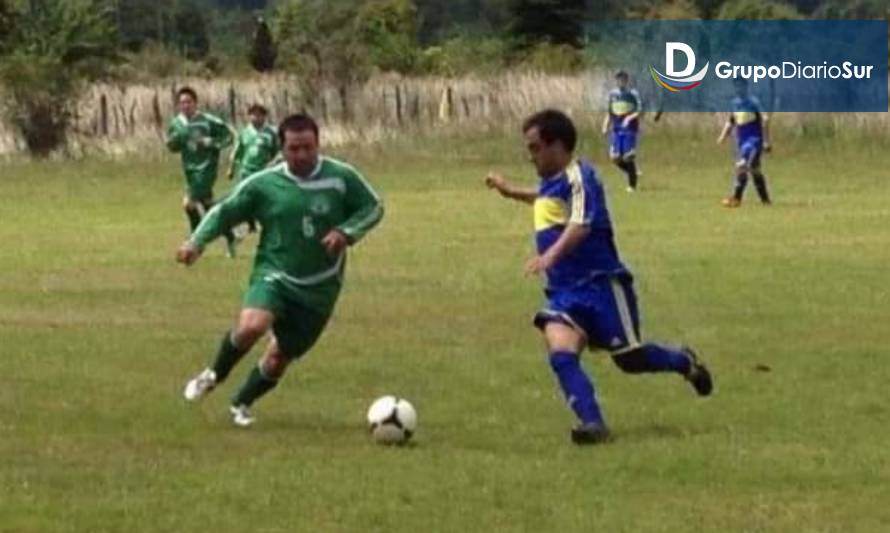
(683, 346, 713, 397)
(570, 422, 611, 445)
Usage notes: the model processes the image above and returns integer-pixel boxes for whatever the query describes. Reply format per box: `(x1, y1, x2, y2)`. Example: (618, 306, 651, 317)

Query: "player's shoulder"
(607, 88, 621, 98)
(321, 155, 366, 180)
(577, 159, 603, 184)
(239, 162, 285, 189)
(200, 111, 228, 125)
(629, 88, 642, 98)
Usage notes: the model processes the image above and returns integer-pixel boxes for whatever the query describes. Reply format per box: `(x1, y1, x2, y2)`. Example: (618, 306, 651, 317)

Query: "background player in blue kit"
(485, 109, 713, 445)
(718, 78, 772, 207)
(602, 71, 642, 192)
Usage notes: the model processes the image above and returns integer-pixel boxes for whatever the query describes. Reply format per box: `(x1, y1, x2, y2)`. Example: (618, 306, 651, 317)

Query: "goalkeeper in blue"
(485, 109, 712, 445)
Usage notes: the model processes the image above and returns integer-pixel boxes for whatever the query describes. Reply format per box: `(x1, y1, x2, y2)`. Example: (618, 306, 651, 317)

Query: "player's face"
(178, 94, 197, 117)
(249, 111, 266, 128)
(282, 129, 319, 177)
(616, 76, 628, 89)
(524, 127, 563, 177)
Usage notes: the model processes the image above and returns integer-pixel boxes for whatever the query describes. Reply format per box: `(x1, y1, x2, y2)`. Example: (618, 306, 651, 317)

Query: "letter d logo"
(650, 41, 709, 92)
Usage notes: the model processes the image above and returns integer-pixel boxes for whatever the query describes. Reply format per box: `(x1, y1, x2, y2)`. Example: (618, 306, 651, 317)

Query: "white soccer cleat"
(229, 404, 255, 428)
(183, 368, 217, 401)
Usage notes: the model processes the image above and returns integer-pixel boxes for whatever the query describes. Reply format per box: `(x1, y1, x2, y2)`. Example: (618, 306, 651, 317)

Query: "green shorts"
(185, 172, 218, 203)
(243, 276, 336, 360)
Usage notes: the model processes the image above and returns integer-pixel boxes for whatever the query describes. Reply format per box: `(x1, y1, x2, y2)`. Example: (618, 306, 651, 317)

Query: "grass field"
(1, 128, 889, 532)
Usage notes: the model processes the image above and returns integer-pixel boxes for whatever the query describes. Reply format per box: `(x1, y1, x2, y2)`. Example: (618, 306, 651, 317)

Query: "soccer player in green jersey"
(228, 104, 279, 182)
(165, 86, 238, 256)
(227, 103, 279, 234)
(177, 113, 384, 427)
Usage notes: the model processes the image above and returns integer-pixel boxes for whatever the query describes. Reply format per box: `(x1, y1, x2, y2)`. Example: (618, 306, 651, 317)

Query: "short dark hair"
(247, 103, 268, 115)
(177, 86, 198, 101)
(522, 109, 577, 152)
(615, 70, 629, 80)
(278, 113, 319, 144)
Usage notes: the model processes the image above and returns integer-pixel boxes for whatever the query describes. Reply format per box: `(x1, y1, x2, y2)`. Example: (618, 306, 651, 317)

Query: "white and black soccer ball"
(367, 395, 416, 445)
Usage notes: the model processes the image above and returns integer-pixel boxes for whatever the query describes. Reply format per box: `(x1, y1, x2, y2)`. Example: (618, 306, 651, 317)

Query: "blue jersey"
(730, 96, 764, 146)
(534, 160, 629, 291)
(608, 88, 642, 132)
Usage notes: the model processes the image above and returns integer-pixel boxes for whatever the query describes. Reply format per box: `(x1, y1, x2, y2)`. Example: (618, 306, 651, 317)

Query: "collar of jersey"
(539, 159, 578, 182)
(178, 112, 201, 124)
(280, 157, 324, 182)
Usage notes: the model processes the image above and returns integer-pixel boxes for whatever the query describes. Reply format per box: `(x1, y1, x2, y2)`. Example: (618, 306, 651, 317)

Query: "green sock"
(232, 366, 278, 407)
(211, 331, 248, 382)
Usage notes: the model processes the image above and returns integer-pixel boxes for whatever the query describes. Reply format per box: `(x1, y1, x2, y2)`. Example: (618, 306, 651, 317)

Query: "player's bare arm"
(717, 119, 733, 144)
(622, 112, 640, 129)
(526, 223, 589, 275)
(762, 113, 772, 152)
(484, 171, 537, 204)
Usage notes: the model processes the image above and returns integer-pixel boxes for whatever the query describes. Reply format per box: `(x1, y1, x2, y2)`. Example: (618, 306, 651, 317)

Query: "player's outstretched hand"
(176, 242, 202, 266)
(763, 142, 772, 153)
(485, 172, 508, 194)
(321, 229, 349, 256)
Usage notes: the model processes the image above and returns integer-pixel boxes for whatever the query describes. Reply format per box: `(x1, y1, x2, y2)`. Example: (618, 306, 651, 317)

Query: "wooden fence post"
(99, 94, 108, 137)
(229, 85, 237, 124)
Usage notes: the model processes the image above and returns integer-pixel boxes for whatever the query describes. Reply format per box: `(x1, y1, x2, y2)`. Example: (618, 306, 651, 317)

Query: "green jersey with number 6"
(190, 157, 384, 314)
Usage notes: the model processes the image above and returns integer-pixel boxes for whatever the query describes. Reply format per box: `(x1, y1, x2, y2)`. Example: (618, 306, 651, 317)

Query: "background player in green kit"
(176, 114, 384, 427)
(228, 103, 279, 182)
(165, 86, 238, 256)
(227, 103, 279, 234)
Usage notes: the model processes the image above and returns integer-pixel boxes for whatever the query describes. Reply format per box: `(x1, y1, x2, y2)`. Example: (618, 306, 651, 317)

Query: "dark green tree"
(249, 15, 276, 72)
(0, 0, 119, 156)
(508, 0, 588, 49)
(173, 0, 210, 59)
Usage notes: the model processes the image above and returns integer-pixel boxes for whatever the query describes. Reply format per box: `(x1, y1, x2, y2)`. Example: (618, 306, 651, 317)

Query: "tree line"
(0, 0, 887, 155)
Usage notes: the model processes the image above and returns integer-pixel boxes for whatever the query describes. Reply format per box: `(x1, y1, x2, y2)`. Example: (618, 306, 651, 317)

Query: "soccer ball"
(367, 396, 416, 445)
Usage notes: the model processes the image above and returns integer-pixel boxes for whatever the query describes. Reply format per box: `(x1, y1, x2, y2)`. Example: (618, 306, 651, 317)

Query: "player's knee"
(610, 155, 622, 164)
(235, 315, 272, 344)
(260, 350, 290, 379)
(611, 348, 648, 374)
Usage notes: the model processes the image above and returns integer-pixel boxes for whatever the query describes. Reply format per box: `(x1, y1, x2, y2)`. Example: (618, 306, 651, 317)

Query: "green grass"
(1, 129, 889, 532)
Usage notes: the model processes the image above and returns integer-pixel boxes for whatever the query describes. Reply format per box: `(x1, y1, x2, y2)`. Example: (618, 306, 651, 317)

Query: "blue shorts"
(609, 130, 638, 159)
(736, 139, 762, 169)
(533, 276, 642, 354)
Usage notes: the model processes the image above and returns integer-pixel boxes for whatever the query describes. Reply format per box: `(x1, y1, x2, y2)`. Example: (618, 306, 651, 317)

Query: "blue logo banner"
(587, 20, 888, 112)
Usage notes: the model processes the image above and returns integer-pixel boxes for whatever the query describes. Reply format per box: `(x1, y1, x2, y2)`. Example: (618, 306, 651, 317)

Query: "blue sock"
(548, 351, 604, 426)
(642, 343, 691, 374)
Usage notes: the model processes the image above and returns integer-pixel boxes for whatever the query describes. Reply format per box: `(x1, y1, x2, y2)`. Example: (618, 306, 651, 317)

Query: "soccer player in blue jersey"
(718, 78, 772, 207)
(485, 109, 712, 445)
(602, 71, 643, 192)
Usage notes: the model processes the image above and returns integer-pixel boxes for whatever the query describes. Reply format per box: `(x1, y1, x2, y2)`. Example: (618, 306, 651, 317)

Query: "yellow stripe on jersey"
(734, 111, 757, 126)
(610, 100, 634, 116)
(567, 161, 586, 225)
(534, 197, 568, 230)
